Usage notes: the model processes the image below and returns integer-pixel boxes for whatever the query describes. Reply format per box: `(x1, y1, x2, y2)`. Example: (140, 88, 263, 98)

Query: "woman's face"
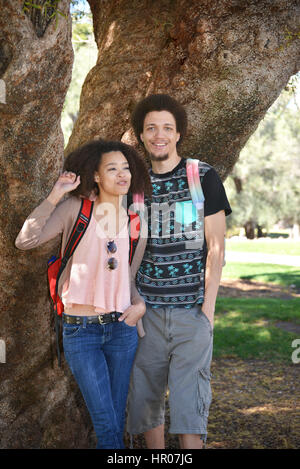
(95, 151, 132, 197)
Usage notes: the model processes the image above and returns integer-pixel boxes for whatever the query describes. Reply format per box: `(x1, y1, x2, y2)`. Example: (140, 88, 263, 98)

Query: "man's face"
(140, 110, 180, 162)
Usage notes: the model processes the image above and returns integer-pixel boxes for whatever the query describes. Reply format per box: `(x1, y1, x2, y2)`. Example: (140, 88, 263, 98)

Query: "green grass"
(222, 262, 300, 288)
(217, 260, 300, 362)
(226, 238, 300, 256)
(214, 297, 300, 362)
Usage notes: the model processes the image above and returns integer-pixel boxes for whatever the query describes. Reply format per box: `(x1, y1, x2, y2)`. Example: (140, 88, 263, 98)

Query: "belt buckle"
(98, 314, 105, 325)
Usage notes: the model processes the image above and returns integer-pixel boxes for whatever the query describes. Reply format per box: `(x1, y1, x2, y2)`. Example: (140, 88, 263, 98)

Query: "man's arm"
(202, 209, 226, 327)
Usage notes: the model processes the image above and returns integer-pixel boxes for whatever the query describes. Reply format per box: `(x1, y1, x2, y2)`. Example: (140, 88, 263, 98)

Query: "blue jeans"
(63, 317, 138, 449)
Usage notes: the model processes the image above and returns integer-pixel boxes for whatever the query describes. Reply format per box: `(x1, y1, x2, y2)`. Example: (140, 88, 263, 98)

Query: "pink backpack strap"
(186, 158, 205, 209)
(132, 192, 144, 204)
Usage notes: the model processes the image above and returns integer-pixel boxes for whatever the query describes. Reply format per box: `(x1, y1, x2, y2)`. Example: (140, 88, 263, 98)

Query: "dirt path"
(206, 358, 299, 449)
(126, 279, 300, 449)
(211, 279, 299, 449)
(219, 278, 300, 300)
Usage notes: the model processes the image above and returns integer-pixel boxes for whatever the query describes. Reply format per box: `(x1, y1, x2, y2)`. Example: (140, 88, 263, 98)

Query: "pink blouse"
(62, 215, 131, 315)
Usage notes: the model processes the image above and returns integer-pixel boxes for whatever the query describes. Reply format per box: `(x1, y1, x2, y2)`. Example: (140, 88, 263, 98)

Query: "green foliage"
(72, 22, 94, 44)
(61, 20, 97, 146)
(225, 80, 300, 233)
(23, 1, 66, 28)
(23, 1, 90, 24)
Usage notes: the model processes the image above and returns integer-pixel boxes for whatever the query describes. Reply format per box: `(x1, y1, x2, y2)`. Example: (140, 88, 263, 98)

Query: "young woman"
(15, 139, 152, 449)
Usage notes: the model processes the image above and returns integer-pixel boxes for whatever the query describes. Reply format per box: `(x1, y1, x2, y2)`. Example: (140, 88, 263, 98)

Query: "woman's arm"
(15, 172, 80, 250)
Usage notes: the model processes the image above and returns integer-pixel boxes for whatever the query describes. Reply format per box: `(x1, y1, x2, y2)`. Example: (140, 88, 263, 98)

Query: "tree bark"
(1, 0, 300, 450)
(0, 0, 94, 449)
(66, 0, 300, 179)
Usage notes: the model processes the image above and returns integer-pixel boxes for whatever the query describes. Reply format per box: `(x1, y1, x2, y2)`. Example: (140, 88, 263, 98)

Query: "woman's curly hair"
(63, 139, 152, 199)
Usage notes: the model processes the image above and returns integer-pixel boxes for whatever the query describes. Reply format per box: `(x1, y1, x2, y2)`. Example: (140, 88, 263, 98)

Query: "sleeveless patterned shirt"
(137, 158, 212, 309)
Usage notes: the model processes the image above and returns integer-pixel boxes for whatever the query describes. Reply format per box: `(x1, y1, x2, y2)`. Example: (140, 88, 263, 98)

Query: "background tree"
(66, 0, 300, 180)
(62, 20, 97, 143)
(0, 0, 299, 449)
(225, 83, 300, 238)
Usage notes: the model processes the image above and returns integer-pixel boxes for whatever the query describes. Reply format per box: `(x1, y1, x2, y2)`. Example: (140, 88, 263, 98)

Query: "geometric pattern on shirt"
(137, 158, 211, 309)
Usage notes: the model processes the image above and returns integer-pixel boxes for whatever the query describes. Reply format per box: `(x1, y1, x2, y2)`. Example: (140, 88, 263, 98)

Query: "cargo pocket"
(197, 368, 212, 417)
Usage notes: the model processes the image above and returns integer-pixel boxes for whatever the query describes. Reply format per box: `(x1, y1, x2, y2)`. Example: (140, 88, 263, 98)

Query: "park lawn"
(222, 261, 300, 289)
(225, 238, 300, 256)
(214, 297, 300, 363)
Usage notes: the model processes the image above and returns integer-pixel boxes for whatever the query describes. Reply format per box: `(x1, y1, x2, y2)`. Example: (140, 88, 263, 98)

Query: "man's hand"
(201, 306, 214, 330)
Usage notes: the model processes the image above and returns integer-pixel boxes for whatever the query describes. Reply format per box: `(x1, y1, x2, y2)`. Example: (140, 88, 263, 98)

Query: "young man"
(127, 94, 232, 449)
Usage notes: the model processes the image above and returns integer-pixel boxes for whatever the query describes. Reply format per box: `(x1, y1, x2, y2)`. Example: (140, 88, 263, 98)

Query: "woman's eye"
(108, 167, 130, 171)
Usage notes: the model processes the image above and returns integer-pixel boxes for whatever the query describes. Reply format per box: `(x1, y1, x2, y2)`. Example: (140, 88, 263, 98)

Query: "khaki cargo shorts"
(126, 304, 213, 441)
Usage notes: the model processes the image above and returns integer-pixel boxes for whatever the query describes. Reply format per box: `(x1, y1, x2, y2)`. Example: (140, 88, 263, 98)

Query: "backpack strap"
(55, 197, 94, 299)
(130, 192, 144, 264)
(128, 209, 141, 265)
(62, 198, 94, 260)
(132, 192, 144, 210)
(54, 198, 93, 366)
(186, 158, 205, 209)
(132, 162, 205, 210)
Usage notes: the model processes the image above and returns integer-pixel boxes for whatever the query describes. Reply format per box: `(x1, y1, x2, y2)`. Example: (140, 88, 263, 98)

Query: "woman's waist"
(64, 303, 118, 316)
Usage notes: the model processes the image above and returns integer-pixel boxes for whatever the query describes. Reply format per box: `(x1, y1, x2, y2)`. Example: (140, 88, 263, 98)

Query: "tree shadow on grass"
(240, 271, 300, 290)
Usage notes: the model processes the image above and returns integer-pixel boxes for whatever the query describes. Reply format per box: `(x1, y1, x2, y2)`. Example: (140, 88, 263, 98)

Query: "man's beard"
(148, 152, 169, 162)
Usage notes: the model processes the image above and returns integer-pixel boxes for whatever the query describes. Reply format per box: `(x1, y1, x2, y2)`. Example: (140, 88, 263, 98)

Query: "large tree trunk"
(1, 0, 300, 450)
(0, 0, 94, 449)
(66, 0, 300, 179)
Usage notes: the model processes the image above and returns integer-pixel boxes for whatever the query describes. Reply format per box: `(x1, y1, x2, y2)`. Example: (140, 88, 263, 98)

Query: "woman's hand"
(118, 301, 146, 327)
(47, 171, 81, 205)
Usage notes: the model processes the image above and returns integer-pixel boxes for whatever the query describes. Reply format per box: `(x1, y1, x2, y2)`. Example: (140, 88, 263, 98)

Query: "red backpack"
(47, 198, 140, 365)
